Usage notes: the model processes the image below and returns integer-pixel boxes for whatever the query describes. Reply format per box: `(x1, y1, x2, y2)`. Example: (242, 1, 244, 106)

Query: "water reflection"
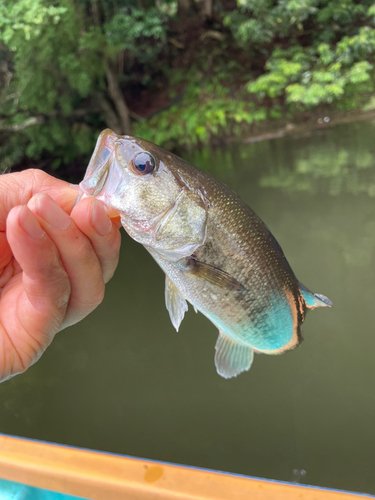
(0, 120, 375, 496)
(258, 121, 375, 196)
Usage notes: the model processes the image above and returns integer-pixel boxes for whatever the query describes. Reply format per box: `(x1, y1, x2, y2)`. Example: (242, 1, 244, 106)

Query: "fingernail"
(20, 206, 45, 239)
(37, 194, 71, 230)
(92, 199, 112, 236)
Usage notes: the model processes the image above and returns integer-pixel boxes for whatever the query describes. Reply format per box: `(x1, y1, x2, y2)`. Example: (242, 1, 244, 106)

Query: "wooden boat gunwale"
(0, 432, 372, 499)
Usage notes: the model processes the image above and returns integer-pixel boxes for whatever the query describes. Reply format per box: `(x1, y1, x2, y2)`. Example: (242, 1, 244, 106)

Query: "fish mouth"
(74, 186, 121, 219)
(75, 159, 112, 214)
(76, 129, 118, 201)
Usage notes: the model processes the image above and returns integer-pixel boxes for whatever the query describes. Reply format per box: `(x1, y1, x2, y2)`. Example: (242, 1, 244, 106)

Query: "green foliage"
(0, 134, 26, 173)
(2, 0, 375, 174)
(0, 0, 100, 164)
(0, 0, 168, 172)
(136, 0, 375, 151)
(247, 26, 375, 109)
(246, 46, 312, 98)
(0, 0, 68, 45)
(225, 0, 375, 47)
(134, 78, 267, 147)
(317, 0, 368, 25)
(105, 7, 166, 62)
(227, 0, 375, 112)
(224, 0, 320, 46)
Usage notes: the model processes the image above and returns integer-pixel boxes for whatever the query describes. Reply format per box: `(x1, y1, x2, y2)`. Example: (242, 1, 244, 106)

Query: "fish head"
(78, 130, 208, 260)
(79, 129, 181, 221)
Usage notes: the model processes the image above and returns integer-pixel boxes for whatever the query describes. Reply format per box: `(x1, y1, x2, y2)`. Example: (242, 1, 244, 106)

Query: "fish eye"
(130, 152, 156, 176)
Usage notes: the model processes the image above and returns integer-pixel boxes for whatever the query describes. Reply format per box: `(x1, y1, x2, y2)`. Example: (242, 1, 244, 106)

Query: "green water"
(1, 120, 375, 495)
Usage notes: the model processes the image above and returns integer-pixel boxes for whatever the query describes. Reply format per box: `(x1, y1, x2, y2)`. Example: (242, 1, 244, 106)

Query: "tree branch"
(0, 116, 44, 131)
(94, 91, 122, 133)
(0, 107, 102, 132)
(105, 61, 132, 135)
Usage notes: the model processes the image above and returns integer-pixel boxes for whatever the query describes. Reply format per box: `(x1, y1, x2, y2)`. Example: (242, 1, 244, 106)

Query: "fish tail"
(298, 281, 332, 309)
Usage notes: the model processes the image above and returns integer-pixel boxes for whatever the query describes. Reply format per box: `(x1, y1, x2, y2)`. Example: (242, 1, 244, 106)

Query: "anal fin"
(165, 276, 188, 332)
(215, 331, 254, 379)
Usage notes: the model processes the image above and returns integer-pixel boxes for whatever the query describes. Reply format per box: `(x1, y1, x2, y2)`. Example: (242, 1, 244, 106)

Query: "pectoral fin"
(215, 331, 254, 379)
(165, 276, 188, 332)
(181, 257, 245, 292)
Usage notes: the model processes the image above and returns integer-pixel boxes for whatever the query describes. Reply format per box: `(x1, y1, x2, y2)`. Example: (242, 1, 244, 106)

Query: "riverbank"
(7, 104, 375, 184)
(242, 106, 375, 145)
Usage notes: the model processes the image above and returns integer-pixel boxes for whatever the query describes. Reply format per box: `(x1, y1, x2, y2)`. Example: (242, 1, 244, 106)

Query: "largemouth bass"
(77, 129, 332, 378)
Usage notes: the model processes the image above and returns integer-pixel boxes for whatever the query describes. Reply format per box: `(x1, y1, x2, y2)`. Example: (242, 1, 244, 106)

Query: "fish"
(77, 129, 332, 378)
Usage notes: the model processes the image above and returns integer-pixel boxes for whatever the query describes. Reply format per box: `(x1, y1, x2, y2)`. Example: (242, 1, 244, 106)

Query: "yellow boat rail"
(0, 433, 372, 500)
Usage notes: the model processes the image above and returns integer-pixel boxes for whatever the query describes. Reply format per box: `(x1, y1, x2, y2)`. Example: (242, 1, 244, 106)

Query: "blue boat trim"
(0, 477, 88, 500)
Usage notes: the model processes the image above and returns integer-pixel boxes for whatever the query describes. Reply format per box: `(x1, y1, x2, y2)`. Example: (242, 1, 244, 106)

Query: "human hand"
(0, 169, 121, 382)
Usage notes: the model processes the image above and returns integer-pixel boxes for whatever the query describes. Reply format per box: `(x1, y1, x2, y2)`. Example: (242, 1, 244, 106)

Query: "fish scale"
(78, 129, 332, 379)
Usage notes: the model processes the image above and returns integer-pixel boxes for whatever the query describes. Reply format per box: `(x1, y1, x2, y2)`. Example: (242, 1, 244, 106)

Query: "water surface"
(1, 120, 375, 495)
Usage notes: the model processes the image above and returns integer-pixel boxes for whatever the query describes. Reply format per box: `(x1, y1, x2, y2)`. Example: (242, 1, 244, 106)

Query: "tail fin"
(299, 282, 333, 309)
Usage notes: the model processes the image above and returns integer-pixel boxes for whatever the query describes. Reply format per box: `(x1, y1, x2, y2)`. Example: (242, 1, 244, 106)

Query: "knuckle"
(26, 168, 49, 185)
(70, 282, 105, 312)
(44, 257, 68, 283)
(94, 284, 105, 305)
(22, 169, 50, 195)
(2, 169, 52, 210)
(109, 231, 122, 254)
(25, 264, 72, 312)
(91, 282, 106, 306)
(75, 239, 96, 263)
(54, 280, 71, 310)
(103, 250, 120, 284)
(103, 268, 115, 284)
